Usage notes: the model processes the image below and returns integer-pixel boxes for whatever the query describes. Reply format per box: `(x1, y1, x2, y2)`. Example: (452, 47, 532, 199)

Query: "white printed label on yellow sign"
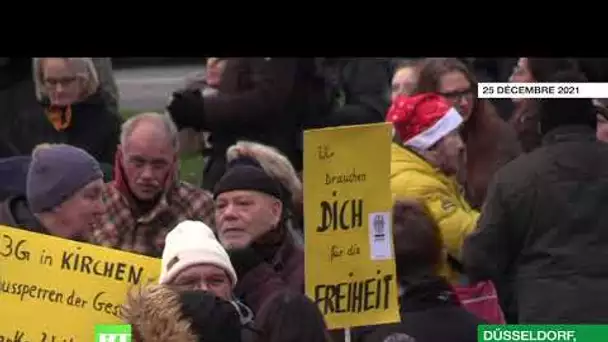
(369, 212, 393, 261)
(0, 225, 160, 342)
(303, 122, 400, 330)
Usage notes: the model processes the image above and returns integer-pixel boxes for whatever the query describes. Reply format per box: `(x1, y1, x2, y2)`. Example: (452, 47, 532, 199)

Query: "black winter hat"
(213, 157, 283, 202)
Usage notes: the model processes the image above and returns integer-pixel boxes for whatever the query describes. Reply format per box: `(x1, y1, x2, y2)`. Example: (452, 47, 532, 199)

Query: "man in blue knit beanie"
(0, 143, 105, 241)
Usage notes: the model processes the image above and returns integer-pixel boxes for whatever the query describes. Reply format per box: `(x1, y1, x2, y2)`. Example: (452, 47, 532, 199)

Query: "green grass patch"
(121, 109, 141, 119)
(179, 154, 204, 185)
(120, 109, 204, 185)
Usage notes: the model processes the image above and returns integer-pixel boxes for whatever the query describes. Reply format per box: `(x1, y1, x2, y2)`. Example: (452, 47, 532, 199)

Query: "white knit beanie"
(159, 220, 237, 287)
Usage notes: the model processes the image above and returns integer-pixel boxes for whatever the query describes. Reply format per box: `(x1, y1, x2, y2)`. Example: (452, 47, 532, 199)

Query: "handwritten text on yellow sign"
(304, 123, 400, 330)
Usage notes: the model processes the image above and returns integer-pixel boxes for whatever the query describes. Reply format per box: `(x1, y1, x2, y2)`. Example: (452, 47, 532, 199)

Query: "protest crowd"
(2, 57, 608, 342)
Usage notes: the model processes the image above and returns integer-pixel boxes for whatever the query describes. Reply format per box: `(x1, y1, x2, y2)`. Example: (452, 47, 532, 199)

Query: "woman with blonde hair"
(11, 58, 122, 165)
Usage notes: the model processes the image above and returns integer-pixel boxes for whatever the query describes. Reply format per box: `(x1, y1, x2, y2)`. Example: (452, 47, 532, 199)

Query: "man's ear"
(270, 199, 283, 226)
(116, 144, 124, 160)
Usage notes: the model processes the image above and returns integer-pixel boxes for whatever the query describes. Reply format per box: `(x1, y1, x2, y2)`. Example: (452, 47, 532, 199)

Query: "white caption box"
(478, 82, 608, 99)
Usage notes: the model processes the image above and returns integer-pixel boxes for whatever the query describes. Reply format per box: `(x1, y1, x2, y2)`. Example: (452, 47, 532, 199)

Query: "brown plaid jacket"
(92, 181, 214, 258)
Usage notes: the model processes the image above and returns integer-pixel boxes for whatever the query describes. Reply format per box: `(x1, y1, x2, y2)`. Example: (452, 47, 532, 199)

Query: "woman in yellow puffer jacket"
(387, 93, 480, 284)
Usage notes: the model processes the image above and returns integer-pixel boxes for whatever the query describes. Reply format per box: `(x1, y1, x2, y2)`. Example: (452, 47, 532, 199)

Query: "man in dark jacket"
(213, 157, 304, 314)
(167, 58, 316, 191)
(463, 70, 608, 323)
(0, 144, 105, 242)
(354, 199, 483, 342)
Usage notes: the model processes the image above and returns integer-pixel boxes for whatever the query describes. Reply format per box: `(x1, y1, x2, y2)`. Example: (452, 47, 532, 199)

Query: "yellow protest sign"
(303, 122, 400, 330)
(0, 225, 160, 341)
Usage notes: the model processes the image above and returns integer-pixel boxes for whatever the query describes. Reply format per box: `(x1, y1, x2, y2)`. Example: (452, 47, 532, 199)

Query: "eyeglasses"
(439, 87, 474, 101)
(44, 76, 78, 88)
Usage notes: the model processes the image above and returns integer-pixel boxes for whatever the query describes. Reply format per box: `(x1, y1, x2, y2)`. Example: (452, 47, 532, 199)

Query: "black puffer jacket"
(10, 91, 122, 165)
